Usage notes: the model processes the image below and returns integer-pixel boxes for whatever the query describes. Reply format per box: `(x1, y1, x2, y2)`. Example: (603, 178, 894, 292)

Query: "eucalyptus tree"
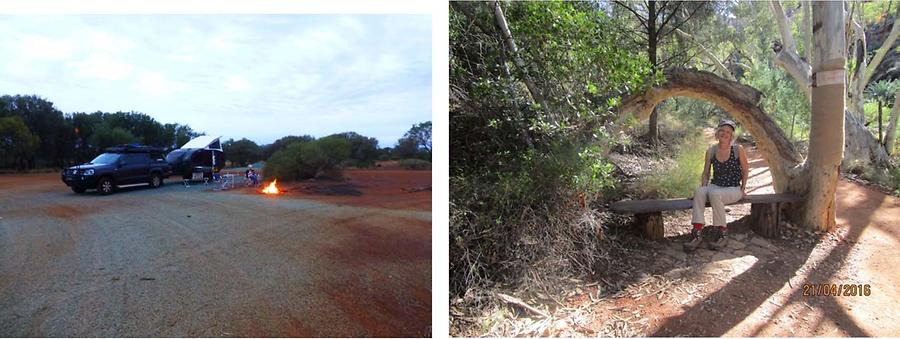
(770, 0, 900, 169)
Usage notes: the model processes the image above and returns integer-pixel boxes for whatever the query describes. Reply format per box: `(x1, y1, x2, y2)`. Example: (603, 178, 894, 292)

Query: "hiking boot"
(707, 227, 728, 250)
(683, 228, 704, 252)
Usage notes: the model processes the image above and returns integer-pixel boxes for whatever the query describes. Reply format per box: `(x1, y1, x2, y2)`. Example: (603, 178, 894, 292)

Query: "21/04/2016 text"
(802, 283, 871, 296)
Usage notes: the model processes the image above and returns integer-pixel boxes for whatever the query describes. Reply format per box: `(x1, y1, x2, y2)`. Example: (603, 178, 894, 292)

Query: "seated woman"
(685, 119, 749, 252)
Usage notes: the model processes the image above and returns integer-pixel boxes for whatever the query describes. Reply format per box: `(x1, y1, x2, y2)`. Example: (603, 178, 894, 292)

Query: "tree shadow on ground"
(649, 184, 885, 336)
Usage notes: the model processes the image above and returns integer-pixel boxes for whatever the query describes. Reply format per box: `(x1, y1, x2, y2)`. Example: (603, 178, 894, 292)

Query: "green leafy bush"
(265, 137, 351, 181)
(744, 62, 811, 141)
(449, 1, 650, 297)
(400, 158, 431, 170)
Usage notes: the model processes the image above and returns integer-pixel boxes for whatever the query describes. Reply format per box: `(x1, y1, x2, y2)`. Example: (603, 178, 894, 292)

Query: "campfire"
(261, 179, 280, 194)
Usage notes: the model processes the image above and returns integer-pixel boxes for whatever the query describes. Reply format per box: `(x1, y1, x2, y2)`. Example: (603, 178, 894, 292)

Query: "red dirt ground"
(0, 168, 431, 337)
(572, 140, 900, 336)
(238, 168, 432, 211)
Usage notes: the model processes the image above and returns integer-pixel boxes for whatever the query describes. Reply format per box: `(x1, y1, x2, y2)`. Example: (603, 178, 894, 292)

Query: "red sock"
(692, 223, 704, 231)
(719, 226, 727, 234)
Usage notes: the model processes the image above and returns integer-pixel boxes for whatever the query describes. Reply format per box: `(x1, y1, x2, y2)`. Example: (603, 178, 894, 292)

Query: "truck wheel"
(71, 187, 86, 194)
(150, 173, 162, 188)
(97, 177, 115, 195)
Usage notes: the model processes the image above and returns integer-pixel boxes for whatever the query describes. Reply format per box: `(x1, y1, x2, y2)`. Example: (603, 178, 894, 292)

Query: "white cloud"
(336, 16, 365, 34)
(207, 28, 249, 52)
(83, 29, 137, 53)
(225, 75, 249, 91)
(134, 70, 189, 97)
(19, 34, 76, 60)
(165, 49, 197, 62)
(288, 28, 351, 62)
(67, 53, 134, 80)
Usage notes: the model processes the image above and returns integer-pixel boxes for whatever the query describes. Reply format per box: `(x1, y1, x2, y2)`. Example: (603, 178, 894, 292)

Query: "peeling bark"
(800, 1, 845, 232)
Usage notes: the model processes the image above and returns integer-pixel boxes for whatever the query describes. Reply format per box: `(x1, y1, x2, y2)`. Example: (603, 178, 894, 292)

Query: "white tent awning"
(180, 135, 222, 151)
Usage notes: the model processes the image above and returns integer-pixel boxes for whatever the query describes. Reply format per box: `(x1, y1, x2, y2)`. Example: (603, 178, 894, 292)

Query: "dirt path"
(576, 142, 900, 336)
(0, 171, 431, 337)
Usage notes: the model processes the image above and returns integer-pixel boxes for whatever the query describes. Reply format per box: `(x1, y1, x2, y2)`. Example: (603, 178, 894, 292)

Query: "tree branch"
(770, 1, 797, 52)
(491, 1, 553, 116)
(656, 48, 691, 68)
(614, 1, 649, 30)
(659, 1, 705, 40)
(674, 28, 735, 81)
(862, 11, 900, 89)
(657, 1, 685, 34)
(450, 2, 497, 37)
(770, 0, 811, 99)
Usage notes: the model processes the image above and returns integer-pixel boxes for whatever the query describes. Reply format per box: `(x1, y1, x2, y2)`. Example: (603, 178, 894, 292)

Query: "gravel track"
(0, 174, 431, 337)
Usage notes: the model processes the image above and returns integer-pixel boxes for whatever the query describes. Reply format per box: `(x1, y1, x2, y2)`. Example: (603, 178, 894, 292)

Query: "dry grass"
(449, 202, 656, 336)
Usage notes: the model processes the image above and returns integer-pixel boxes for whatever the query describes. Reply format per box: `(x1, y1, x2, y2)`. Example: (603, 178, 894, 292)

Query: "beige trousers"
(691, 184, 742, 226)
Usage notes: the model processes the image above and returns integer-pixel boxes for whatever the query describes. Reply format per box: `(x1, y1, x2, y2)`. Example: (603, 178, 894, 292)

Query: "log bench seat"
(609, 193, 803, 240)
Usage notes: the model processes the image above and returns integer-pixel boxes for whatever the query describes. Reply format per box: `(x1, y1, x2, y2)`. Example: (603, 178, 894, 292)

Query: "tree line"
(221, 121, 432, 168)
(0, 94, 201, 170)
(0, 94, 431, 171)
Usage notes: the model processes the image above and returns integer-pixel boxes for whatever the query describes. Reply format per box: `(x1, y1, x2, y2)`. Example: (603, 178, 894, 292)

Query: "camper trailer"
(166, 135, 225, 180)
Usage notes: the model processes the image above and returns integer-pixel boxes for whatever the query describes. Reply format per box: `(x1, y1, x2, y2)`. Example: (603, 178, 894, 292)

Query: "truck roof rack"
(105, 144, 167, 153)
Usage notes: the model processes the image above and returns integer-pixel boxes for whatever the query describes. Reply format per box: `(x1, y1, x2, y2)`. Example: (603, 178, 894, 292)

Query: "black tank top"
(710, 145, 742, 187)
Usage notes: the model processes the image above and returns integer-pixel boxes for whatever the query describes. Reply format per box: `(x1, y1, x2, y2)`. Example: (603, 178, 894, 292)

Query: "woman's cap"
(718, 119, 737, 131)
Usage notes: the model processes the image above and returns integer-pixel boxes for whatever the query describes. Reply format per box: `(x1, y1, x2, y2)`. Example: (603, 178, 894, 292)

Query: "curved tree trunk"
(618, 69, 802, 193)
(617, 64, 847, 231)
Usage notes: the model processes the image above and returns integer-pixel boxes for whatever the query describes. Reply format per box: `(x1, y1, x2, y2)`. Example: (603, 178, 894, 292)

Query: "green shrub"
(400, 158, 431, 170)
(635, 132, 707, 199)
(890, 167, 900, 196)
(264, 137, 351, 180)
(574, 144, 619, 199)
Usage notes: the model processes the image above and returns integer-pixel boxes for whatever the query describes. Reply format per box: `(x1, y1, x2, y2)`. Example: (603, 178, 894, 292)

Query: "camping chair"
(218, 173, 235, 190)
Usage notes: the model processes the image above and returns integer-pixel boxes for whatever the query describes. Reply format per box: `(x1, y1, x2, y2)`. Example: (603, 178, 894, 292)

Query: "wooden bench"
(609, 193, 803, 240)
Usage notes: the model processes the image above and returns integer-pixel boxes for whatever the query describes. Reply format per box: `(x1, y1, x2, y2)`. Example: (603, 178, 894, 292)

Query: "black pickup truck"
(62, 145, 171, 195)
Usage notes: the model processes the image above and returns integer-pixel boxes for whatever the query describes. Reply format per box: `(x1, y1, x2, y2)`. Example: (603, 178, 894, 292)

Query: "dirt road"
(0, 170, 431, 337)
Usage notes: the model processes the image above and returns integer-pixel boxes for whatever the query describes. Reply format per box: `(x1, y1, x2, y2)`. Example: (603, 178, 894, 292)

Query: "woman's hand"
(742, 191, 749, 199)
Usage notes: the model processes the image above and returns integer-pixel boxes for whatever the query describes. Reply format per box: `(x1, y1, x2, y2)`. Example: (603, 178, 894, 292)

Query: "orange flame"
(261, 179, 280, 194)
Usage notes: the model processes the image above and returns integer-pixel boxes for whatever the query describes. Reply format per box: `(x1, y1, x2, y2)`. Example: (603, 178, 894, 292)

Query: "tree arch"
(617, 68, 803, 193)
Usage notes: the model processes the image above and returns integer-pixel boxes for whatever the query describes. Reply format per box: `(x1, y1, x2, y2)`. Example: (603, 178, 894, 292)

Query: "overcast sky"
(0, 14, 431, 147)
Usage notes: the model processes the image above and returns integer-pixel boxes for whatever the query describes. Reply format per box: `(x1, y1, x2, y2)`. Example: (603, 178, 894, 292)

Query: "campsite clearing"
(0, 168, 431, 337)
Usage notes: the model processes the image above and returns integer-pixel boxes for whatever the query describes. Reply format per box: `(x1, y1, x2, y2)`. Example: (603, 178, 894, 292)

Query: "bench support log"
(635, 212, 664, 240)
(750, 203, 781, 238)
